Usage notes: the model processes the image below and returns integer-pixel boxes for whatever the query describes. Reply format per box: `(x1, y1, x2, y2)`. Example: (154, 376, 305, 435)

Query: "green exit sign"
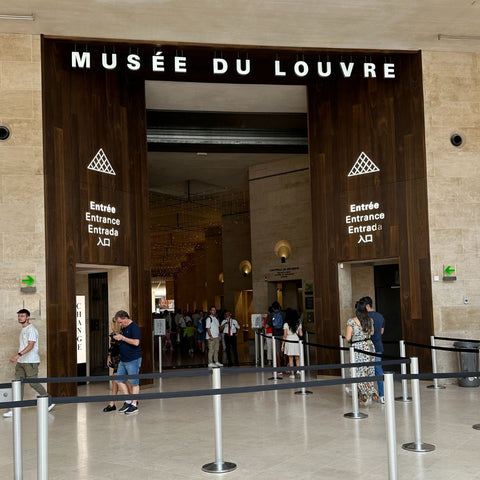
(443, 265, 457, 281)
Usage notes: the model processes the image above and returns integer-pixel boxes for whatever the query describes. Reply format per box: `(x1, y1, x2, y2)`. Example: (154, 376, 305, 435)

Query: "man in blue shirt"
(112, 310, 142, 415)
(363, 296, 385, 403)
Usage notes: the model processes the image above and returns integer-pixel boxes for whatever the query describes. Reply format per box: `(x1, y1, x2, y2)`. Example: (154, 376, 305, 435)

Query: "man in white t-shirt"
(206, 306, 222, 367)
(3, 309, 55, 418)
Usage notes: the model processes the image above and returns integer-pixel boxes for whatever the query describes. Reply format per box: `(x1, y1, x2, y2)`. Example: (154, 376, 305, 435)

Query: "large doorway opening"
(146, 81, 308, 367)
(75, 265, 130, 378)
(338, 260, 401, 366)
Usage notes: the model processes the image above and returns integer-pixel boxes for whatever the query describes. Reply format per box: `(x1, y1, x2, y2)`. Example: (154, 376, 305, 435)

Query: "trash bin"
(454, 341, 480, 387)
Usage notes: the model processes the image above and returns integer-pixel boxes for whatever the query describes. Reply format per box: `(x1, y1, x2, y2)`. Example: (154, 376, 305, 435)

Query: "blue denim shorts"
(116, 357, 142, 386)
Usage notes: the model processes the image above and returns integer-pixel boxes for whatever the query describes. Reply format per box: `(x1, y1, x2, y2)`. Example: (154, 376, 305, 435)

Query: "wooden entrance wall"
(41, 38, 433, 392)
(308, 53, 433, 370)
(42, 38, 152, 396)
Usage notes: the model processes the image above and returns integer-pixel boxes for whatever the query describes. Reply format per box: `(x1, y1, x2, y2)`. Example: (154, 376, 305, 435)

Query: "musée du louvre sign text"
(85, 201, 120, 248)
(71, 51, 396, 79)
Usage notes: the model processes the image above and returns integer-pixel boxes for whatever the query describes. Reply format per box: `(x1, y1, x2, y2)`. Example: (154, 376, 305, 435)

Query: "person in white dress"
(281, 308, 303, 378)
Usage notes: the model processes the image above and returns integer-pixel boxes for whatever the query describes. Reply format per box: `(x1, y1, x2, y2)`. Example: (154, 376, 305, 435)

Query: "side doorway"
(88, 272, 109, 376)
(374, 264, 401, 368)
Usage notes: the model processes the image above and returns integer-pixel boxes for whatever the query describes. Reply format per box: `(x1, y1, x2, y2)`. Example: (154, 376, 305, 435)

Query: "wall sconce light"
(218, 272, 224, 283)
(274, 240, 292, 263)
(238, 260, 252, 277)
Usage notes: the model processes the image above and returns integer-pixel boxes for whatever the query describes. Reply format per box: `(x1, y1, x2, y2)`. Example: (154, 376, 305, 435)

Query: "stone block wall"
(0, 34, 45, 390)
(423, 51, 480, 374)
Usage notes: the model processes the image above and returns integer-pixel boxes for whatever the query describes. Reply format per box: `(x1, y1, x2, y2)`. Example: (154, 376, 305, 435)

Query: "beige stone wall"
(249, 155, 313, 316)
(338, 263, 375, 336)
(108, 267, 130, 321)
(423, 51, 480, 374)
(221, 212, 252, 316)
(0, 34, 45, 389)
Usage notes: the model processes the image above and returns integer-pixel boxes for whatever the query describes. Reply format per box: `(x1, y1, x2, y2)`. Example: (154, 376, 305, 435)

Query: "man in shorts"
(112, 310, 142, 415)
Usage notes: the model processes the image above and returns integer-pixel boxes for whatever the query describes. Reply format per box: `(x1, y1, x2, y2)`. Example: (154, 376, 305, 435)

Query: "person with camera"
(112, 310, 142, 415)
(102, 317, 122, 412)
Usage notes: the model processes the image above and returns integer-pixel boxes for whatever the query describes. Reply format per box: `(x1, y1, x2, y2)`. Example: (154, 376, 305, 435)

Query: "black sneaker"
(118, 402, 131, 413)
(103, 404, 116, 412)
(124, 404, 138, 415)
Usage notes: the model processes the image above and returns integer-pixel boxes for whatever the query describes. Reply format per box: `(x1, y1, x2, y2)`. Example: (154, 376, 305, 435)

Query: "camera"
(109, 332, 116, 338)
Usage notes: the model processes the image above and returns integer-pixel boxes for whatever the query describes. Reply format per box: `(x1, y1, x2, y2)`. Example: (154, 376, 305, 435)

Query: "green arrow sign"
(22, 275, 34, 287)
(444, 266, 455, 276)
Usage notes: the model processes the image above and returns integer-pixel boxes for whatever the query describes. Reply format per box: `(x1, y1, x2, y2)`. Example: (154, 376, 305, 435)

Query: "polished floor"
(1, 370, 480, 479)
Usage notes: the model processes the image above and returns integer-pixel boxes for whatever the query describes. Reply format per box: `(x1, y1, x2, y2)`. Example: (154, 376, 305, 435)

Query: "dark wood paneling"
(42, 38, 152, 396)
(308, 52, 433, 371)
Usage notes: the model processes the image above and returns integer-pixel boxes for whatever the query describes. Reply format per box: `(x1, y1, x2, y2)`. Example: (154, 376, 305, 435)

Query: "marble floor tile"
(1, 371, 479, 479)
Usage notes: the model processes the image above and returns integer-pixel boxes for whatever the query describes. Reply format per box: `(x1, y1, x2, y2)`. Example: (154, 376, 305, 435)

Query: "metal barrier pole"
(402, 357, 435, 452)
(384, 373, 398, 480)
(344, 346, 367, 419)
(259, 331, 265, 368)
(339, 335, 346, 381)
(37, 395, 49, 480)
(295, 340, 312, 395)
(12, 380, 22, 480)
(158, 336, 162, 373)
(202, 368, 236, 473)
(305, 330, 311, 367)
(427, 336, 446, 389)
(395, 340, 412, 402)
(269, 336, 282, 380)
(254, 330, 259, 366)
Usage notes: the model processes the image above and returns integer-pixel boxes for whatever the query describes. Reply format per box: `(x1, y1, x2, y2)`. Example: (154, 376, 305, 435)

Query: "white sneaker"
(378, 396, 385, 404)
(208, 363, 217, 368)
(3, 410, 12, 418)
(215, 362, 223, 367)
(48, 403, 55, 412)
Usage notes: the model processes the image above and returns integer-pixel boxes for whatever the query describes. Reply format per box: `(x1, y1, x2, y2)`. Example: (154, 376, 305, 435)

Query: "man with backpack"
(267, 301, 286, 377)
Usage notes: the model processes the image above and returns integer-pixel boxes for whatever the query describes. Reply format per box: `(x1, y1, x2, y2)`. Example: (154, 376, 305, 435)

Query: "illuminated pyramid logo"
(348, 152, 379, 177)
(87, 148, 116, 175)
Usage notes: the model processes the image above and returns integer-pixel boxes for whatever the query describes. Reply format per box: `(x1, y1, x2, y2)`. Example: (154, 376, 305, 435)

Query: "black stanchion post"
(202, 368, 237, 473)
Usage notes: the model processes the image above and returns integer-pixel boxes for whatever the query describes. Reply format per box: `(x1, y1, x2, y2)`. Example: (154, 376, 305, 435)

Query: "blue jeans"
(375, 354, 384, 397)
(116, 357, 142, 386)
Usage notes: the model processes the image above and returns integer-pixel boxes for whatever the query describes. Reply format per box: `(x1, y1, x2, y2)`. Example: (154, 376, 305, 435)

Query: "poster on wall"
(76, 295, 87, 364)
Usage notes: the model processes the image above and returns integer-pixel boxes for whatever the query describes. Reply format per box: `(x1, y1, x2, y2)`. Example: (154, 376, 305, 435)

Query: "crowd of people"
(153, 306, 242, 367)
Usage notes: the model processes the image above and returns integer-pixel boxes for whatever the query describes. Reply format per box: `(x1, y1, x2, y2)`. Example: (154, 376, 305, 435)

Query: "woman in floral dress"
(345, 298, 378, 404)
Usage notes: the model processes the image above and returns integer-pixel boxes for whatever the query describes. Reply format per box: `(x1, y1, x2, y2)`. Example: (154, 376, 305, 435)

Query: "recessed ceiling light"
(0, 14, 35, 21)
(196, 152, 208, 156)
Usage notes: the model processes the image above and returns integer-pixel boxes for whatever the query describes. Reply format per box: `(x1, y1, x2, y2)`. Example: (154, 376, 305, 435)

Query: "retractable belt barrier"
(8, 331, 480, 480)
(7, 360, 480, 480)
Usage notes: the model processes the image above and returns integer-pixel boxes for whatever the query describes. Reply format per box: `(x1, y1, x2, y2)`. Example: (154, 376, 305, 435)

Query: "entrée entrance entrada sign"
(71, 51, 396, 79)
